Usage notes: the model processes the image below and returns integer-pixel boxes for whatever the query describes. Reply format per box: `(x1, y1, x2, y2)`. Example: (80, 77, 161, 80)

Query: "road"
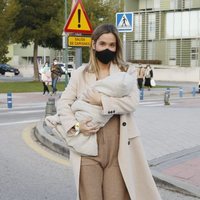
(0, 102, 76, 200)
(0, 92, 199, 199)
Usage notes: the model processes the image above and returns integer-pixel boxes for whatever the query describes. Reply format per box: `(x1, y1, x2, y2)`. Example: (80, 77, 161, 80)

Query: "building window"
(166, 11, 200, 39)
(168, 40, 176, 66)
(148, 13, 156, 40)
(148, 42, 155, 59)
(134, 42, 142, 60)
(190, 11, 200, 37)
(134, 14, 142, 40)
(154, 0, 160, 9)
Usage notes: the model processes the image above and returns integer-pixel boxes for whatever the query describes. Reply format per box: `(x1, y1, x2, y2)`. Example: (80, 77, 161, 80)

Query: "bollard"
(192, 87, 196, 97)
(140, 88, 144, 100)
(179, 87, 183, 97)
(199, 82, 200, 93)
(164, 88, 170, 105)
(7, 92, 12, 109)
(45, 97, 57, 117)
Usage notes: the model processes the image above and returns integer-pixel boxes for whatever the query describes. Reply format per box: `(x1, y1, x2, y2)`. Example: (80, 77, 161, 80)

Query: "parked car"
(0, 64, 20, 75)
(57, 62, 75, 78)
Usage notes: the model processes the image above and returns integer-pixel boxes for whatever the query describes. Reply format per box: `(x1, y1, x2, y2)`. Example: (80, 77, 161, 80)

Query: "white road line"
(140, 101, 160, 105)
(0, 109, 44, 115)
(0, 119, 40, 126)
(0, 105, 45, 111)
(139, 101, 176, 107)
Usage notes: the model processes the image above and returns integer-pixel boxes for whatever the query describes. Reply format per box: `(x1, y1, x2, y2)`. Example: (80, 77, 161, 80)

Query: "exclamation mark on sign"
(78, 9, 81, 28)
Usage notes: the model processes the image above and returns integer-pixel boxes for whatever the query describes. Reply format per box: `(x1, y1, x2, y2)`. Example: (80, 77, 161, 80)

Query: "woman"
(56, 24, 161, 200)
(39, 62, 51, 95)
(144, 64, 153, 90)
(137, 63, 145, 90)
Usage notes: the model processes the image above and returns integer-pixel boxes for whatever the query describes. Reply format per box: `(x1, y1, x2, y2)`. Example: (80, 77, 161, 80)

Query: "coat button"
(122, 122, 126, 126)
(128, 141, 130, 145)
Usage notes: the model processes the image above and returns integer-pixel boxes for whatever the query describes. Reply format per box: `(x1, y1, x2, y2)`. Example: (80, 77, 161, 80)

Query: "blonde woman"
(56, 24, 161, 200)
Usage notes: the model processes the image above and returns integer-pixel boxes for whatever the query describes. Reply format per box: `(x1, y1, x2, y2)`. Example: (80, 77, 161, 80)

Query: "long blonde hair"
(85, 24, 128, 75)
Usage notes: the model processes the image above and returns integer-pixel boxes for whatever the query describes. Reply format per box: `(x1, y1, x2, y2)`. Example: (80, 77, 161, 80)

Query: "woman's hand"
(79, 118, 100, 136)
(81, 88, 102, 106)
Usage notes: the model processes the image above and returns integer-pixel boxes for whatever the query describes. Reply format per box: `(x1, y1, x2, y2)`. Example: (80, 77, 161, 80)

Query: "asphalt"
(0, 81, 200, 198)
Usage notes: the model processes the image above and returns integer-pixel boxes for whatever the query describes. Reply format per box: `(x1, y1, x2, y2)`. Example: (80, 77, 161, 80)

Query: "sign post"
(64, 0, 93, 69)
(116, 12, 134, 62)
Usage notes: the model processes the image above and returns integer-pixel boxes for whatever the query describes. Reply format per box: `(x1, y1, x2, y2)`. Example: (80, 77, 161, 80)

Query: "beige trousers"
(79, 115, 130, 200)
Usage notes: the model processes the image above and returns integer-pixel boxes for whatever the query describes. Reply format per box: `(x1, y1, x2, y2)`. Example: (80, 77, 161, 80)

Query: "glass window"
(190, 11, 199, 37)
(148, 42, 155, 60)
(166, 13, 174, 38)
(148, 13, 156, 40)
(134, 14, 142, 40)
(154, 0, 160, 9)
(134, 42, 142, 59)
(174, 12, 181, 38)
(185, 0, 191, 8)
(182, 12, 190, 37)
(170, 0, 178, 9)
(166, 11, 200, 39)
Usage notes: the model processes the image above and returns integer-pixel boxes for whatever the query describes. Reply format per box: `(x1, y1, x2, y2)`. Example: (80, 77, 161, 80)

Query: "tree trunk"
(33, 42, 39, 80)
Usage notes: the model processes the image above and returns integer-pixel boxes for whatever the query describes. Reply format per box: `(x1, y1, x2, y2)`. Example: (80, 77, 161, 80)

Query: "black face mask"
(95, 49, 116, 64)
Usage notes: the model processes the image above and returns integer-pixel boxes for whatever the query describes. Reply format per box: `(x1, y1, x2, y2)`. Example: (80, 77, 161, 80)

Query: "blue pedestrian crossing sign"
(116, 12, 134, 32)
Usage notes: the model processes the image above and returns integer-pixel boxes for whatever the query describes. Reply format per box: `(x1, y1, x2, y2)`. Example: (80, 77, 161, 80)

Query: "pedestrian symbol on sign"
(119, 15, 131, 27)
(116, 12, 134, 32)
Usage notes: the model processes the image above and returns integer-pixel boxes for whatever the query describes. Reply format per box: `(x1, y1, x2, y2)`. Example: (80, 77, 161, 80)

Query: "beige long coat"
(57, 63, 161, 200)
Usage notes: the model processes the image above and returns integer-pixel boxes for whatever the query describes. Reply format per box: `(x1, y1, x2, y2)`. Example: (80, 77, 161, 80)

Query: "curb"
(152, 170, 200, 198)
(150, 146, 200, 198)
(34, 120, 69, 158)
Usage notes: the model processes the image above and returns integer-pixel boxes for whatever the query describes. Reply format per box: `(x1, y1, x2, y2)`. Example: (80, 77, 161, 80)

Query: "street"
(0, 92, 199, 199)
(0, 99, 76, 200)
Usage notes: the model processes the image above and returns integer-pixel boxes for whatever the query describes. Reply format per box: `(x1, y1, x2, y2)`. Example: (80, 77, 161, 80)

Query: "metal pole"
(75, 48, 82, 68)
(123, 33, 126, 62)
(64, 0, 69, 87)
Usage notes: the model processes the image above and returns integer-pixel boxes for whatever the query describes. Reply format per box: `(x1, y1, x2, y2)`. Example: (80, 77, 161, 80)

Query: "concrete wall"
(153, 66, 200, 82)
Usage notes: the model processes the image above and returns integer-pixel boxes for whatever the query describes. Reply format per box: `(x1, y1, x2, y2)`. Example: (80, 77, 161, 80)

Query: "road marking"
(0, 119, 40, 126)
(22, 124, 70, 166)
(0, 104, 45, 110)
(0, 110, 44, 115)
(139, 101, 176, 107)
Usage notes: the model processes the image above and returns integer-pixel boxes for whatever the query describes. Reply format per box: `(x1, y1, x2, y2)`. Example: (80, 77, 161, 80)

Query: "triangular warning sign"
(118, 14, 131, 28)
(64, 0, 93, 34)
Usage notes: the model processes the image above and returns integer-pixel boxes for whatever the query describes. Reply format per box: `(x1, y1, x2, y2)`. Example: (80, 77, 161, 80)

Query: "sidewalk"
(1, 82, 200, 198)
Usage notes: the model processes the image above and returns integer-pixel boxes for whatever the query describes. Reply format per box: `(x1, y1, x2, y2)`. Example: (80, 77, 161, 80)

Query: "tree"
(10, 0, 123, 79)
(0, 0, 19, 63)
(12, 0, 65, 80)
(81, 0, 124, 62)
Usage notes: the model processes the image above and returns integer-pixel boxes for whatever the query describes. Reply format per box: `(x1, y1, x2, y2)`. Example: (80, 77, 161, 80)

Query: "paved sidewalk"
(1, 82, 200, 198)
(150, 146, 200, 197)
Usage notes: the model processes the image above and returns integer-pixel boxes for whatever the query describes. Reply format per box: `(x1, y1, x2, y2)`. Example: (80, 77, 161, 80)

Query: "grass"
(0, 80, 178, 93)
(0, 81, 66, 93)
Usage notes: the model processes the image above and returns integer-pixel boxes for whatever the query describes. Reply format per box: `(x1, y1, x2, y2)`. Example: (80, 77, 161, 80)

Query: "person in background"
(137, 63, 145, 90)
(50, 59, 62, 95)
(39, 62, 51, 95)
(144, 64, 153, 90)
(55, 24, 161, 200)
(198, 81, 200, 93)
